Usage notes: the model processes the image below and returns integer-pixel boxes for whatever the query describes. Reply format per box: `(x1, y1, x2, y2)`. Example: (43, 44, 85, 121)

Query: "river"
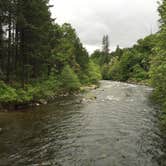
(0, 81, 165, 166)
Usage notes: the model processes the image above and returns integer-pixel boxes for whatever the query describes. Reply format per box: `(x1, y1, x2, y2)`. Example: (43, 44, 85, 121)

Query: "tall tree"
(102, 35, 110, 64)
(102, 35, 110, 54)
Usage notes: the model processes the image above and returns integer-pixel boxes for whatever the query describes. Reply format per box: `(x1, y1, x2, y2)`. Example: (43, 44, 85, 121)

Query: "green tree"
(150, 53, 166, 104)
(87, 61, 101, 84)
(0, 0, 101, 107)
(60, 65, 81, 92)
(149, 0, 166, 116)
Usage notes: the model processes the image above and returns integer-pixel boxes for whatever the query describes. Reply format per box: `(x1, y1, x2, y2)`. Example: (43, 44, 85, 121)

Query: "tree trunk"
(6, 9, 12, 82)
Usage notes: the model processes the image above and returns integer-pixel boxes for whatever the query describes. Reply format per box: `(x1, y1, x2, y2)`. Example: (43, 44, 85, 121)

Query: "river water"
(0, 81, 165, 166)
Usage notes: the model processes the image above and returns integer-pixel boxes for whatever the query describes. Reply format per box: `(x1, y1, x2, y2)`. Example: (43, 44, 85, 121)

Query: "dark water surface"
(0, 81, 165, 166)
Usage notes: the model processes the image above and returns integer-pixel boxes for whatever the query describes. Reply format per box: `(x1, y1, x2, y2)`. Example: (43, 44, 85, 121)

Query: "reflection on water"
(0, 81, 165, 166)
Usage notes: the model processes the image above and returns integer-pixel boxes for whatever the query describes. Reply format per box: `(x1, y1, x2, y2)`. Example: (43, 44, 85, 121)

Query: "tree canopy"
(0, 0, 101, 106)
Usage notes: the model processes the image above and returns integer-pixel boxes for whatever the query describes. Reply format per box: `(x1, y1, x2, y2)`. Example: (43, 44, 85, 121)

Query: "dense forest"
(91, 1, 166, 128)
(0, 0, 101, 108)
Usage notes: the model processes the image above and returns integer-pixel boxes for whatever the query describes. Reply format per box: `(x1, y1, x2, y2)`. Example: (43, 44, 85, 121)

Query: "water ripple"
(0, 81, 165, 166)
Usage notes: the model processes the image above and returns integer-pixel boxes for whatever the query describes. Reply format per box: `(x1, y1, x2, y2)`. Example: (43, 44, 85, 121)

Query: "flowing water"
(0, 81, 165, 166)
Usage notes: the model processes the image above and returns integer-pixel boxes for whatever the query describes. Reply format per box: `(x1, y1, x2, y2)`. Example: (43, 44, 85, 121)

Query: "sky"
(50, 0, 159, 53)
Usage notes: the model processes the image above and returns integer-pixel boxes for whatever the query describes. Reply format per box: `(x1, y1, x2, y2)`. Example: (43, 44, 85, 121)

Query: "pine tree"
(102, 35, 110, 54)
(102, 35, 110, 64)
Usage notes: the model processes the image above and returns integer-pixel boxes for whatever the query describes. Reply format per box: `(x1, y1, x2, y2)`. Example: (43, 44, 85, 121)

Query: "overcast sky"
(50, 0, 159, 53)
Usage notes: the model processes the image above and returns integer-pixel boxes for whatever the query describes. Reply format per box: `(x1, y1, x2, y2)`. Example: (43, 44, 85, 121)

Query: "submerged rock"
(35, 103, 40, 107)
(39, 99, 48, 105)
(81, 84, 98, 91)
(81, 94, 97, 104)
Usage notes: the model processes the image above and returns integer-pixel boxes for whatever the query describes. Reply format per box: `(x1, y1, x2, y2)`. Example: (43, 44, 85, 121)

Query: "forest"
(0, 0, 101, 108)
(91, 1, 166, 128)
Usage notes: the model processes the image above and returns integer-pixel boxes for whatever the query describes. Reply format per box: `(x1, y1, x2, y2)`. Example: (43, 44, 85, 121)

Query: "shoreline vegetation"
(0, 78, 150, 112)
(0, 70, 101, 111)
(0, 1, 101, 111)
(0, 79, 153, 112)
(0, 81, 99, 111)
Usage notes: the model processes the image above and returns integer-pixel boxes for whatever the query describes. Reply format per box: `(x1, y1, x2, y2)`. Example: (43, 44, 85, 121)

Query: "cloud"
(50, 0, 159, 53)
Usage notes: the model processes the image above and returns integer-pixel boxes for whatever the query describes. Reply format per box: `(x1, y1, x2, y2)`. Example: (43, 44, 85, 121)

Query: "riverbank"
(126, 79, 150, 86)
(0, 79, 99, 111)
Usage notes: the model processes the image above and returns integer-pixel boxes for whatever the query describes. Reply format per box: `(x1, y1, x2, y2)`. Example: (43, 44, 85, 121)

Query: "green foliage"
(149, 0, 166, 127)
(77, 61, 101, 85)
(150, 53, 166, 104)
(92, 34, 156, 83)
(87, 61, 102, 84)
(16, 88, 33, 103)
(101, 64, 110, 80)
(91, 50, 105, 66)
(130, 64, 148, 82)
(0, 81, 17, 103)
(0, 1, 102, 107)
(91, 35, 111, 66)
(150, 54, 166, 128)
(0, 76, 62, 105)
(105, 50, 147, 81)
(60, 65, 81, 92)
(78, 71, 90, 85)
(108, 57, 123, 81)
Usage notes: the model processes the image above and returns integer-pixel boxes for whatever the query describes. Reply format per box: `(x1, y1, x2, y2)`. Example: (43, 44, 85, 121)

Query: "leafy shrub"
(87, 61, 102, 84)
(130, 64, 148, 82)
(0, 81, 17, 103)
(60, 65, 81, 92)
(101, 64, 110, 80)
(149, 54, 166, 104)
(0, 76, 61, 105)
(16, 88, 33, 103)
(78, 71, 90, 85)
(108, 58, 123, 81)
